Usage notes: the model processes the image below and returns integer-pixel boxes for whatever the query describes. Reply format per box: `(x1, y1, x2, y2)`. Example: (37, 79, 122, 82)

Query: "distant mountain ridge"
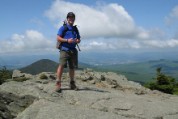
(19, 59, 178, 83)
(19, 59, 58, 75)
(19, 59, 91, 75)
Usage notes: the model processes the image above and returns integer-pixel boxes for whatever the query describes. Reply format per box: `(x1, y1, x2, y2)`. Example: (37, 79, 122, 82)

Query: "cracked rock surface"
(0, 70, 178, 119)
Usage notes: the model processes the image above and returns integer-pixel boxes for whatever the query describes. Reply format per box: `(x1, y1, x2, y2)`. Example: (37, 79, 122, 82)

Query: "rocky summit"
(0, 69, 178, 119)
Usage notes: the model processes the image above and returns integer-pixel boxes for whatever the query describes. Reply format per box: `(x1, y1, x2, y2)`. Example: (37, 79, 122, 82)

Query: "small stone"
(89, 80, 96, 84)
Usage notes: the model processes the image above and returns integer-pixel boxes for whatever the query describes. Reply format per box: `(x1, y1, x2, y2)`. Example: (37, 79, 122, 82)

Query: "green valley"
(92, 59, 178, 84)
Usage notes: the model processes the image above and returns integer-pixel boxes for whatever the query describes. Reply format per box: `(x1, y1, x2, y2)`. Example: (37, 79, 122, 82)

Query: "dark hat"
(67, 12, 75, 18)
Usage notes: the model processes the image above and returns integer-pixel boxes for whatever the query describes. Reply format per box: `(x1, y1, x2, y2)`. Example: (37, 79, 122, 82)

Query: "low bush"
(0, 67, 12, 84)
(39, 74, 48, 79)
(144, 67, 177, 94)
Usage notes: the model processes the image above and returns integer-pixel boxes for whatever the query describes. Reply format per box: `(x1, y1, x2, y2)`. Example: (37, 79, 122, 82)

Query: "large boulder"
(0, 91, 36, 119)
(75, 70, 149, 94)
(12, 70, 33, 81)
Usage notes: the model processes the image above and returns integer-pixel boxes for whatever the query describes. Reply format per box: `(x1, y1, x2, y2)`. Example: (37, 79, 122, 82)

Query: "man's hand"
(67, 38, 74, 44)
(67, 38, 80, 44)
(75, 39, 80, 43)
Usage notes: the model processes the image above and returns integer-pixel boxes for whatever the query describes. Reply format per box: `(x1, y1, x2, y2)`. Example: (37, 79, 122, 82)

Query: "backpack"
(56, 22, 79, 50)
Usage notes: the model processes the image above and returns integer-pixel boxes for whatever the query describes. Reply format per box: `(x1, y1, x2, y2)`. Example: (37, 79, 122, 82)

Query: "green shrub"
(173, 87, 178, 95)
(144, 67, 177, 94)
(157, 74, 175, 85)
(0, 78, 4, 84)
(39, 74, 48, 79)
(155, 84, 174, 94)
(175, 82, 178, 87)
(144, 81, 157, 90)
(145, 81, 175, 94)
(0, 66, 12, 84)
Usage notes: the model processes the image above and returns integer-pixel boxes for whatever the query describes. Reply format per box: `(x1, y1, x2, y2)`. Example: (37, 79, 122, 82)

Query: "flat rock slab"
(0, 75, 178, 119)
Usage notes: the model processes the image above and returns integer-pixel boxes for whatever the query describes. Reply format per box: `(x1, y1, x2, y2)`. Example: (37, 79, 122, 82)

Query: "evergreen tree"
(0, 66, 12, 84)
(145, 67, 176, 94)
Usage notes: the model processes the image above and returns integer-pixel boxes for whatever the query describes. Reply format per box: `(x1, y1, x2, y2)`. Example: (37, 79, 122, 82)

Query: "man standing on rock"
(55, 12, 81, 92)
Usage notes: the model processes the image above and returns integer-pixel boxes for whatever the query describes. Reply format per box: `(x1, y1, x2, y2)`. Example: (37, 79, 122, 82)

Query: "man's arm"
(57, 35, 68, 43)
(57, 35, 75, 44)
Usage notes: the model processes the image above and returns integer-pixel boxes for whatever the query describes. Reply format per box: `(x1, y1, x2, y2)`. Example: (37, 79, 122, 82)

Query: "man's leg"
(68, 51, 78, 90)
(69, 68, 77, 90)
(69, 68, 74, 81)
(69, 60, 77, 90)
(55, 65, 64, 92)
(57, 65, 64, 81)
(55, 50, 67, 92)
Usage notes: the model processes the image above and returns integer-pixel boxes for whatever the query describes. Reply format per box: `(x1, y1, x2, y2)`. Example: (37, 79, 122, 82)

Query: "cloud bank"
(45, 0, 178, 51)
(165, 6, 178, 26)
(0, 0, 178, 54)
(0, 30, 54, 54)
(45, 0, 148, 40)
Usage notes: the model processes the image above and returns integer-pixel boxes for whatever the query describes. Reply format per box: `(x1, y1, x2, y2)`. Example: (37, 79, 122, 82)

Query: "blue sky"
(1, 0, 178, 55)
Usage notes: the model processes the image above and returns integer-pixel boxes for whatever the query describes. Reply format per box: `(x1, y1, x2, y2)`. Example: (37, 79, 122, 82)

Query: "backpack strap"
(72, 25, 81, 51)
(72, 25, 80, 39)
(61, 24, 80, 39)
(61, 24, 69, 38)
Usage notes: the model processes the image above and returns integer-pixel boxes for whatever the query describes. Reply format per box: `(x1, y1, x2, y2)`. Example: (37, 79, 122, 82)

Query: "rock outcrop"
(0, 92, 36, 119)
(0, 69, 178, 119)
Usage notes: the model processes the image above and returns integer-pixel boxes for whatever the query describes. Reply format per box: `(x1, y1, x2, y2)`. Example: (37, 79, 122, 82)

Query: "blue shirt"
(57, 24, 80, 51)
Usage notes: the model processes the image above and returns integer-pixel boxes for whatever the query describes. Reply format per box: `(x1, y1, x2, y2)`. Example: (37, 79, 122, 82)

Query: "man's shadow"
(61, 87, 110, 93)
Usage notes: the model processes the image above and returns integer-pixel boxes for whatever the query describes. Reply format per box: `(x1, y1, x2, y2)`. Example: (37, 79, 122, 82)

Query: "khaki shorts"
(59, 49, 78, 69)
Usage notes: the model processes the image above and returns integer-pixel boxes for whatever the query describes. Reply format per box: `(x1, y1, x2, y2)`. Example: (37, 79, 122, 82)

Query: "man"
(55, 12, 81, 92)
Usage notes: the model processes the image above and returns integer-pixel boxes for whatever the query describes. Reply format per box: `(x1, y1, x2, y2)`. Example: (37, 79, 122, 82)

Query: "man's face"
(67, 16, 75, 25)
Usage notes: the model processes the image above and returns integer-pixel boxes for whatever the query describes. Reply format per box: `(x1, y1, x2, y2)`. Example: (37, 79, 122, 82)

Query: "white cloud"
(142, 39, 178, 48)
(79, 38, 141, 51)
(44, 0, 178, 51)
(40, 1, 178, 53)
(45, 0, 148, 39)
(79, 37, 178, 51)
(0, 30, 54, 53)
(165, 6, 178, 26)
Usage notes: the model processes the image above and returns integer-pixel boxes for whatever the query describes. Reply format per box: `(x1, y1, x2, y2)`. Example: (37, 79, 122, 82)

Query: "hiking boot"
(70, 81, 78, 90)
(55, 81, 62, 93)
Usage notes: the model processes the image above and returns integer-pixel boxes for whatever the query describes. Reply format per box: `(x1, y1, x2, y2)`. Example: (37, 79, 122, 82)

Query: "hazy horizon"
(0, 50, 178, 69)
